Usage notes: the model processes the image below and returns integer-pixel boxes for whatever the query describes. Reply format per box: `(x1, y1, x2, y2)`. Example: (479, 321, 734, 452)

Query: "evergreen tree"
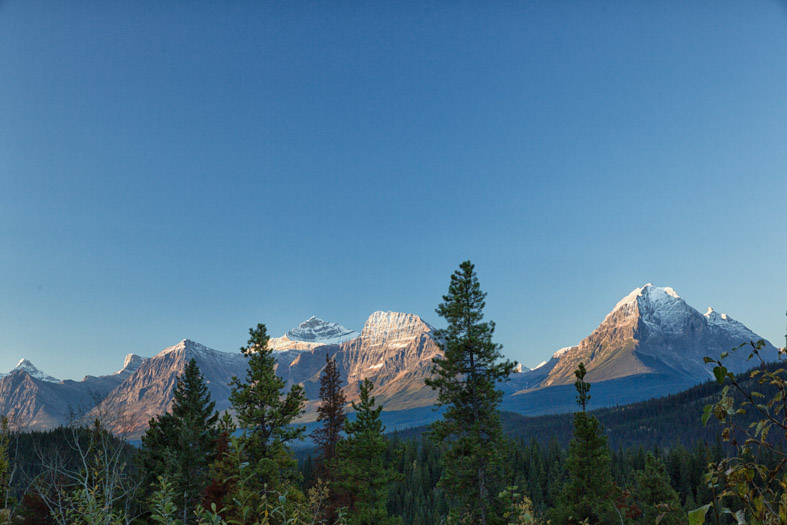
(311, 353, 347, 520)
(335, 379, 399, 525)
(548, 363, 620, 524)
(139, 358, 218, 524)
(425, 260, 516, 525)
(634, 452, 686, 525)
(228, 323, 306, 493)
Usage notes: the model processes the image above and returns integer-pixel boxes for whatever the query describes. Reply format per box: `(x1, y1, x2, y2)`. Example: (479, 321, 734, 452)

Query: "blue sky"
(2, 1, 786, 380)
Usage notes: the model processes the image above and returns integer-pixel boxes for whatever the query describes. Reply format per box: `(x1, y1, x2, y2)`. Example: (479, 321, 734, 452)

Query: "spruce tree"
(548, 362, 619, 524)
(139, 358, 218, 524)
(228, 323, 306, 492)
(635, 452, 686, 525)
(425, 260, 516, 525)
(335, 379, 399, 525)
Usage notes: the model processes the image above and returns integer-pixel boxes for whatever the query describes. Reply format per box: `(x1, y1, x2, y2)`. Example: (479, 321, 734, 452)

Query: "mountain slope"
(531, 284, 778, 387)
(0, 355, 144, 430)
(90, 340, 247, 436)
(278, 311, 442, 418)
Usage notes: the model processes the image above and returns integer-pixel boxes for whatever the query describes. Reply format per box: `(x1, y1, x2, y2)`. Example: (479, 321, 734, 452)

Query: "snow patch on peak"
(115, 354, 146, 375)
(552, 346, 573, 359)
(612, 284, 682, 314)
(285, 317, 358, 344)
(704, 308, 729, 321)
(532, 360, 549, 370)
(160, 339, 219, 357)
(10, 359, 59, 383)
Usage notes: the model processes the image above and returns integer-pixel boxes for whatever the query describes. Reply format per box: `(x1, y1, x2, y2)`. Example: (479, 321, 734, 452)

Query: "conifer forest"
(1, 262, 785, 524)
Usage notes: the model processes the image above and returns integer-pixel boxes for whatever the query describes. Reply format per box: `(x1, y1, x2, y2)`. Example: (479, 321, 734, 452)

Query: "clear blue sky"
(2, 1, 785, 380)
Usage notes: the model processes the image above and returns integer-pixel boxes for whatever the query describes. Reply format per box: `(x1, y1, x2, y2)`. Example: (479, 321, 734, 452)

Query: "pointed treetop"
(574, 362, 591, 412)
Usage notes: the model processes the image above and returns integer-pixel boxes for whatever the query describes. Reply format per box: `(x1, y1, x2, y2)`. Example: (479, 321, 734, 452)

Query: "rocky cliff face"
(0, 355, 145, 431)
(276, 311, 442, 417)
(336, 311, 441, 409)
(90, 340, 247, 437)
(533, 284, 779, 387)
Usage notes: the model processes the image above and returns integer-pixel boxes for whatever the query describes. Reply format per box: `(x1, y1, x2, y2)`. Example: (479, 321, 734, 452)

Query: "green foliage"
(335, 379, 399, 525)
(229, 323, 306, 494)
(426, 260, 516, 525)
(548, 364, 620, 525)
(702, 338, 787, 524)
(634, 453, 686, 525)
(139, 358, 219, 523)
(574, 363, 590, 412)
(150, 476, 182, 525)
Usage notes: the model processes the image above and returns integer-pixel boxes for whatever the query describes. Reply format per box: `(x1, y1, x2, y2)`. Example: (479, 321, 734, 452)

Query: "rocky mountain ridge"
(507, 284, 779, 396)
(0, 353, 146, 430)
(0, 286, 779, 436)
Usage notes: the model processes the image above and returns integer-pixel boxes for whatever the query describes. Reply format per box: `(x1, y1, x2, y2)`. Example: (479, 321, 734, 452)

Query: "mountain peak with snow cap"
(538, 283, 779, 388)
(269, 317, 359, 351)
(286, 316, 358, 343)
(9, 359, 59, 383)
(613, 284, 680, 312)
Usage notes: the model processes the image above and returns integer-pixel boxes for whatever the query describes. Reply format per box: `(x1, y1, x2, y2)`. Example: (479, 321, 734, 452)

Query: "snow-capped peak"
(552, 346, 573, 359)
(160, 339, 218, 356)
(9, 359, 59, 383)
(285, 317, 358, 344)
(613, 283, 680, 312)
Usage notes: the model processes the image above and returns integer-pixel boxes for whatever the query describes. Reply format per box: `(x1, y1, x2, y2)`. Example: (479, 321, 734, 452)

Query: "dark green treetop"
(335, 378, 400, 525)
(228, 323, 306, 491)
(139, 358, 218, 524)
(548, 363, 619, 524)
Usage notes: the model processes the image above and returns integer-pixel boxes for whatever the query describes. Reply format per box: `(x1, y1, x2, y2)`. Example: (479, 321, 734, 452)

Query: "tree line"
(0, 263, 784, 524)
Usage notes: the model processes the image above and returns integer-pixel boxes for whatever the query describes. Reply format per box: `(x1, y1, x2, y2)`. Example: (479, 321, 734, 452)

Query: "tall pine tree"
(548, 362, 619, 524)
(139, 358, 218, 524)
(335, 379, 399, 525)
(228, 323, 306, 493)
(425, 260, 516, 525)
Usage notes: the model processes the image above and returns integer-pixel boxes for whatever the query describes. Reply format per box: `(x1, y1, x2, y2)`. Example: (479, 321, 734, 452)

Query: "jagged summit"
(286, 316, 358, 343)
(8, 359, 59, 383)
(155, 340, 240, 366)
(534, 283, 778, 387)
(269, 317, 359, 351)
(114, 354, 146, 375)
(160, 339, 210, 355)
(360, 311, 433, 342)
(612, 284, 681, 313)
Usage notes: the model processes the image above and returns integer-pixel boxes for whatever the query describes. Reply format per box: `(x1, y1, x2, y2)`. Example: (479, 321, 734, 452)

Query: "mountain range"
(0, 284, 779, 437)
